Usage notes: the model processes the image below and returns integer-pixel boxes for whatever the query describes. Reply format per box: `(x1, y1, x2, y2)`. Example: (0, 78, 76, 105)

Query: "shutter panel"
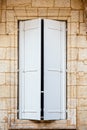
(19, 19, 41, 120)
(44, 19, 66, 120)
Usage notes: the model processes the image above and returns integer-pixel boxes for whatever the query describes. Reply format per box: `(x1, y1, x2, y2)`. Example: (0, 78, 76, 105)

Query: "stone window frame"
(8, 16, 76, 130)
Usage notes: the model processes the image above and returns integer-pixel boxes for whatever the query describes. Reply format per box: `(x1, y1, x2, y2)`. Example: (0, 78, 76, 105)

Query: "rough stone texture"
(71, 0, 84, 9)
(0, 0, 87, 130)
(32, 0, 54, 7)
(55, 0, 70, 7)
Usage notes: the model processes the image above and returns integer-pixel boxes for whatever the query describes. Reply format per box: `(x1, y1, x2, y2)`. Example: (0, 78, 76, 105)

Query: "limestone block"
(0, 86, 10, 98)
(67, 73, 77, 85)
(10, 61, 17, 73)
(27, 8, 37, 16)
(6, 98, 17, 110)
(14, 9, 27, 17)
(1, 10, 6, 22)
(0, 0, 1, 9)
(80, 10, 84, 22)
(79, 49, 87, 60)
(77, 110, 87, 125)
(0, 111, 8, 123)
(78, 99, 87, 107)
(6, 73, 17, 86)
(0, 60, 10, 72)
(67, 48, 78, 61)
(77, 73, 87, 85)
(77, 86, 87, 98)
(0, 0, 6, 9)
(0, 85, 16, 98)
(55, 0, 70, 7)
(0, 123, 8, 130)
(77, 61, 87, 72)
(0, 99, 7, 110)
(59, 9, 71, 17)
(48, 8, 59, 16)
(32, 0, 54, 7)
(6, 10, 15, 22)
(68, 99, 77, 109)
(0, 48, 6, 59)
(70, 23, 79, 35)
(68, 109, 76, 125)
(38, 8, 47, 16)
(0, 23, 6, 34)
(80, 23, 86, 35)
(6, 22, 15, 34)
(67, 86, 76, 98)
(0, 35, 15, 47)
(67, 61, 77, 72)
(68, 35, 78, 48)
(7, 0, 31, 6)
(0, 73, 5, 85)
(71, 0, 83, 9)
(6, 48, 17, 60)
(77, 36, 87, 48)
(77, 126, 87, 130)
(0, 9, 1, 22)
(71, 10, 79, 22)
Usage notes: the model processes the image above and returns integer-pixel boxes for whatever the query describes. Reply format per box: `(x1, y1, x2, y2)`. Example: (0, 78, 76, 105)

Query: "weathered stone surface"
(77, 61, 87, 72)
(0, 48, 6, 59)
(48, 8, 59, 16)
(38, 8, 47, 16)
(6, 48, 17, 60)
(80, 23, 86, 35)
(7, 0, 31, 6)
(67, 48, 78, 61)
(55, 0, 70, 7)
(80, 10, 84, 22)
(14, 9, 27, 17)
(71, 10, 79, 22)
(0, 73, 5, 85)
(0, 35, 15, 47)
(70, 23, 79, 35)
(77, 86, 87, 98)
(71, 0, 84, 9)
(0, 23, 6, 34)
(59, 9, 71, 17)
(32, 0, 54, 7)
(67, 72, 77, 85)
(67, 86, 76, 98)
(77, 110, 87, 125)
(77, 73, 87, 85)
(6, 10, 15, 22)
(79, 49, 87, 60)
(6, 73, 17, 85)
(27, 8, 37, 16)
(0, 60, 10, 72)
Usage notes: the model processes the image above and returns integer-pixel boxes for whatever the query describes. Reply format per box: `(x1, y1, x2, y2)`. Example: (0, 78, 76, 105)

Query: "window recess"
(19, 19, 66, 120)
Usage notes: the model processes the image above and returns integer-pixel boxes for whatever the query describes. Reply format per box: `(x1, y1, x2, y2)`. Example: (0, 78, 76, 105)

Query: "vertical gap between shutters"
(41, 19, 44, 120)
(17, 21, 20, 119)
(66, 21, 68, 119)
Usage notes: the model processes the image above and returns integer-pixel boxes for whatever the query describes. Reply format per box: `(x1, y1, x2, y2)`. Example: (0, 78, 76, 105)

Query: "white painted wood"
(19, 19, 41, 120)
(44, 19, 66, 120)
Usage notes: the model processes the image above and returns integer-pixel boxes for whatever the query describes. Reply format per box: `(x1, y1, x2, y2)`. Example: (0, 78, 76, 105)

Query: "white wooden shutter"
(19, 19, 41, 120)
(44, 19, 66, 120)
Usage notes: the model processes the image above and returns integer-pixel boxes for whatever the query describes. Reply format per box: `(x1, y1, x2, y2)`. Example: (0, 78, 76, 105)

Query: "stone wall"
(0, 0, 87, 130)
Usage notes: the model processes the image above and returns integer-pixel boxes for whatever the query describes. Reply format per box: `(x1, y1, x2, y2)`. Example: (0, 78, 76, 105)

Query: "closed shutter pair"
(19, 19, 66, 120)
